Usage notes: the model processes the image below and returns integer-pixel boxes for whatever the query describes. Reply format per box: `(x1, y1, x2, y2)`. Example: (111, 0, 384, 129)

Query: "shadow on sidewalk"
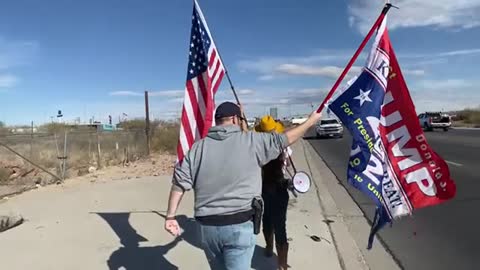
(154, 212, 278, 270)
(97, 212, 181, 270)
(96, 211, 278, 270)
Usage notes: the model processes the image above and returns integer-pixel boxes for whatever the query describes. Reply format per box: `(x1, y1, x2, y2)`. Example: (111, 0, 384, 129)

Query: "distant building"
(269, 107, 278, 120)
(67, 123, 117, 132)
(9, 127, 38, 134)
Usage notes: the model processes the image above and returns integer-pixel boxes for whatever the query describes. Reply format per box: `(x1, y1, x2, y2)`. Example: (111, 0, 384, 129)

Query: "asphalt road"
(306, 128, 480, 270)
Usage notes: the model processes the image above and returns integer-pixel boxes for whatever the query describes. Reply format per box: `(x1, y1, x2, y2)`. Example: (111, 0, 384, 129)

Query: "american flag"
(177, 0, 225, 162)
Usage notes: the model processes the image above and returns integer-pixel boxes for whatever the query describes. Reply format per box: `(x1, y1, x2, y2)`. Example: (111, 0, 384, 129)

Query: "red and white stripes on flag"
(177, 0, 225, 162)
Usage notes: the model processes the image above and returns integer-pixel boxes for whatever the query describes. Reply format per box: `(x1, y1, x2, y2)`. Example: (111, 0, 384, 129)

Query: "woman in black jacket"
(255, 116, 291, 270)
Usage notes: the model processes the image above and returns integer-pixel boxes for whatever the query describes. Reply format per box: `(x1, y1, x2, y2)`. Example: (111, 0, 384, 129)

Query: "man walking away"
(165, 101, 321, 270)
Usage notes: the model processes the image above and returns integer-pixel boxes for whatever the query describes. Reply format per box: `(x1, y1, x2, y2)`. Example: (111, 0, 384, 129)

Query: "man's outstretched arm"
(285, 111, 322, 145)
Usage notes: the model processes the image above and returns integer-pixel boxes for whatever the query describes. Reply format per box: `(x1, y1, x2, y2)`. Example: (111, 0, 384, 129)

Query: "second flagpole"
(316, 3, 395, 113)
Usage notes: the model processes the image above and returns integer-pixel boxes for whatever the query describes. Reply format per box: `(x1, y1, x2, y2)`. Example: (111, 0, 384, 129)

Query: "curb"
(301, 140, 401, 270)
(451, 127, 480, 130)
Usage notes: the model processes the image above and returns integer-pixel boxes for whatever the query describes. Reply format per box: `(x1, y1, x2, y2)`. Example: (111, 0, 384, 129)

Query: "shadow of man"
(97, 213, 181, 270)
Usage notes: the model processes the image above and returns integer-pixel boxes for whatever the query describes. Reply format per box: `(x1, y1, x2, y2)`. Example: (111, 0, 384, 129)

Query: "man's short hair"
(215, 102, 241, 120)
(216, 116, 233, 125)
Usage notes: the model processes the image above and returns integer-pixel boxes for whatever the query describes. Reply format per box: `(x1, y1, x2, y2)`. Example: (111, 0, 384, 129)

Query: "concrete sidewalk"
(0, 140, 398, 269)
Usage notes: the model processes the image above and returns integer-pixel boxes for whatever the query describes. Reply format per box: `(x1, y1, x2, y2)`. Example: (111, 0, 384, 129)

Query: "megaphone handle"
(288, 155, 297, 174)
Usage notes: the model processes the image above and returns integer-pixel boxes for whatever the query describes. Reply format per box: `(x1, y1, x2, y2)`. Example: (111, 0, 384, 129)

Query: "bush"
(118, 119, 180, 154)
(38, 123, 69, 135)
(151, 122, 180, 154)
(456, 109, 480, 125)
(118, 119, 146, 130)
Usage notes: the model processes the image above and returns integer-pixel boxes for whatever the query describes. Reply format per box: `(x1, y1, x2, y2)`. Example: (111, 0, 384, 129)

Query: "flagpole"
(194, 0, 247, 122)
(316, 3, 396, 113)
(224, 71, 241, 106)
(223, 64, 249, 123)
(209, 38, 248, 121)
(209, 37, 243, 111)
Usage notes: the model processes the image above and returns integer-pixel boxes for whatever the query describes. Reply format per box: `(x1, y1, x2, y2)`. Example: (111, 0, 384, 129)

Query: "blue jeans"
(200, 221, 256, 270)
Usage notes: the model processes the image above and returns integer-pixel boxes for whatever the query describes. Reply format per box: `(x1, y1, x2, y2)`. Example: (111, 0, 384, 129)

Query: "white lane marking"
(446, 160, 463, 167)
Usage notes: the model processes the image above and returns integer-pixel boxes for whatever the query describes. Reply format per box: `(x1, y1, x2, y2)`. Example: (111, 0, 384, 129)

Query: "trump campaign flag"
(328, 17, 456, 248)
(177, 0, 225, 162)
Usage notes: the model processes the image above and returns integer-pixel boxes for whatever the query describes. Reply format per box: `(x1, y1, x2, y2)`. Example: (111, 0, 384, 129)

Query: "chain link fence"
(0, 130, 148, 195)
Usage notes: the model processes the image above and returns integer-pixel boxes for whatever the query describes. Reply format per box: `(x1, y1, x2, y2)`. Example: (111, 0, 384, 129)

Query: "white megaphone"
(285, 156, 312, 197)
(290, 171, 311, 194)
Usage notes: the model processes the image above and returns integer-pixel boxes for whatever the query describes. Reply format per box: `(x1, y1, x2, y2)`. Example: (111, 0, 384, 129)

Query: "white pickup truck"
(290, 115, 308, 125)
(418, 112, 451, 131)
(316, 118, 344, 138)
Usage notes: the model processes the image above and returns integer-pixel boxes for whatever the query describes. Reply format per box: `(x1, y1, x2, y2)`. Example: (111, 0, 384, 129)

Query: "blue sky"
(0, 0, 479, 125)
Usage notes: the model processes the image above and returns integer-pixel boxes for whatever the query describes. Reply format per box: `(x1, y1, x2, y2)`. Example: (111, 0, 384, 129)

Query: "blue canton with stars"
(329, 69, 391, 249)
(187, 7, 212, 80)
(329, 70, 388, 205)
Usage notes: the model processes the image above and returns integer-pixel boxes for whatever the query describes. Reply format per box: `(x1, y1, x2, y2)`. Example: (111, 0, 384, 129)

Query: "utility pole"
(144, 91, 151, 156)
(30, 121, 34, 159)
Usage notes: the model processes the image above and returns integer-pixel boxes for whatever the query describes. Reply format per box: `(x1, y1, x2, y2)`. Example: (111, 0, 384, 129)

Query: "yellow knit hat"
(274, 121, 285, 133)
(255, 115, 284, 133)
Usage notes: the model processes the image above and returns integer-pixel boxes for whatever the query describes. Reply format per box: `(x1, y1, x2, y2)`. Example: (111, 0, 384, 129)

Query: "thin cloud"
(402, 69, 426, 76)
(287, 88, 328, 105)
(348, 0, 480, 33)
(236, 50, 366, 79)
(234, 88, 328, 107)
(411, 78, 480, 112)
(416, 79, 474, 90)
(110, 90, 185, 98)
(0, 74, 18, 88)
(0, 38, 39, 69)
(401, 48, 480, 59)
(238, 89, 256, 95)
(240, 98, 290, 106)
(167, 97, 185, 103)
(109, 91, 143, 97)
(275, 64, 424, 78)
(438, 48, 480, 57)
(275, 64, 362, 78)
(258, 75, 275, 81)
(0, 37, 38, 91)
(149, 90, 184, 97)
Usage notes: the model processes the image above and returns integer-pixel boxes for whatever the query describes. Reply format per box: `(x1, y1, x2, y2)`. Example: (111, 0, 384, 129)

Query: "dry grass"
(0, 130, 147, 183)
(453, 109, 480, 127)
(118, 118, 180, 154)
(151, 122, 180, 154)
(0, 118, 180, 187)
(38, 123, 69, 134)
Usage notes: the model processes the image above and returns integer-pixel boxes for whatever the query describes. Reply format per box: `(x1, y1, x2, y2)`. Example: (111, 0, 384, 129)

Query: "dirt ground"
(0, 153, 176, 199)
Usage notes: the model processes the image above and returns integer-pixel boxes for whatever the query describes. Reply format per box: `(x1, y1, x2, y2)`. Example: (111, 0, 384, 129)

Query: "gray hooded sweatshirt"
(172, 125, 288, 217)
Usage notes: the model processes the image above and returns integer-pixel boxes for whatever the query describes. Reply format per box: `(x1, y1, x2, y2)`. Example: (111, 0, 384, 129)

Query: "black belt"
(196, 209, 254, 226)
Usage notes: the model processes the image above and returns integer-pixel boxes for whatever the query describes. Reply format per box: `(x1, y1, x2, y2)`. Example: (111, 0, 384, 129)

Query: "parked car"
(418, 112, 451, 131)
(246, 118, 256, 129)
(291, 115, 308, 125)
(316, 118, 344, 138)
